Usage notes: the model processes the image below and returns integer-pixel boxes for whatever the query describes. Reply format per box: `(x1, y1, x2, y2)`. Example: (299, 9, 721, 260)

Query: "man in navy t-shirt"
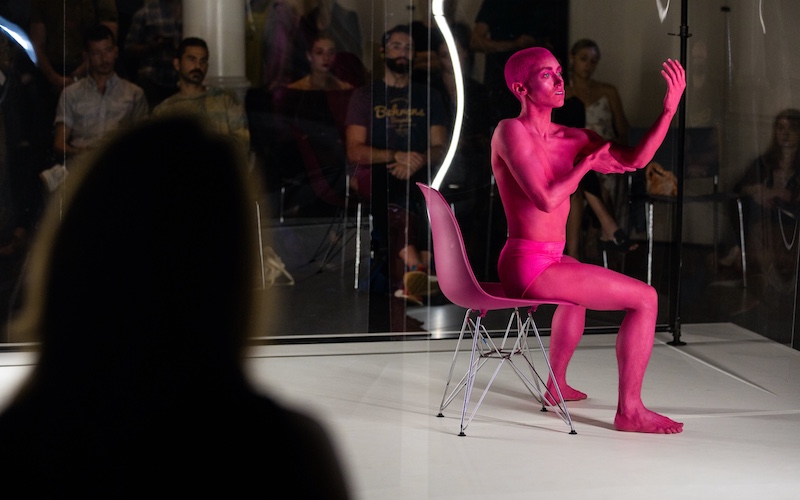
(345, 24, 446, 328)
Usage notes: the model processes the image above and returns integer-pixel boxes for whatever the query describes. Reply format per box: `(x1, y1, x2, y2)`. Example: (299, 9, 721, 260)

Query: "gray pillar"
(183, 0, 249, 98)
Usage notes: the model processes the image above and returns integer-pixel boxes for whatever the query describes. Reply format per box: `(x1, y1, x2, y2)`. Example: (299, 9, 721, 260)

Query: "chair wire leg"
(515, 312, 545, 403)
(462, 323, 509, 433)
(514, 314, 546, 408)
(439, 317, 491, 416)
(353, 202, 363, 289)
(498, 307, 519, 352)
(459, 312, 484, 436)
(499, 312, 576, 433)
(527, 311, 577, 434)
(439, 308, 576, 435)
(308, 209, 352, 272)
(737, 198, 747, 288)
(255, 201, 266, 289)
(353, 201, 372, 290)
(438, 310, 471, 416)
(342, 177, 350, 274)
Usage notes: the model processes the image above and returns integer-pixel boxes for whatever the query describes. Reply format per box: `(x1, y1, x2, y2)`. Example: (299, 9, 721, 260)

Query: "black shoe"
(600, 229, 638, 253)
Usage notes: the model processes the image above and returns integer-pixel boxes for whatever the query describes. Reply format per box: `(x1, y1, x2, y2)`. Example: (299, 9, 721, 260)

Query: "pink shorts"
(498, 239, 565, 298)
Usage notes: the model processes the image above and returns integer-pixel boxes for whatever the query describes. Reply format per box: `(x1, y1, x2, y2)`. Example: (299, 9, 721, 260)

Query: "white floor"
(2, 323, 800, 499)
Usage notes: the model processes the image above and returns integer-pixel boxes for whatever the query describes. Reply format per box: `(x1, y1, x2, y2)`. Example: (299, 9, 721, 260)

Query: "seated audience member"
(54, 24, 148, 162)
(566, 38, 633, 254)
(272, 34, 353, 216)
(299, 0, 363, 63)
(299, 0, 365, 88)
(42, 24, 148, 194)
(287, 34, 353, 91)
(0, 116, 351, 498)
(735, 108, 800, 293)
(345, 24, 446, 326)
(153, 37, 250, 162)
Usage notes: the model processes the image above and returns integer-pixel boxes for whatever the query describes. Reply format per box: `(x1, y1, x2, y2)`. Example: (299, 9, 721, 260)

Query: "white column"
(182, 0, 249, 96)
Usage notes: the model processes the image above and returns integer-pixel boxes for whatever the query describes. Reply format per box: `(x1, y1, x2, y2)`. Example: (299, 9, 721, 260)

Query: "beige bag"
(646, 161, 678, 197)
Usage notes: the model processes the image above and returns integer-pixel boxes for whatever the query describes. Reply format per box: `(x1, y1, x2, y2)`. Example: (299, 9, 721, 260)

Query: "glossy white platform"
(2, 323, 799, 499)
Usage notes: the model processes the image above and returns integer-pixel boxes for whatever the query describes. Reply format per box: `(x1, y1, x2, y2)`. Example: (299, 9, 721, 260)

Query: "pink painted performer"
(492, 47, 685, 434)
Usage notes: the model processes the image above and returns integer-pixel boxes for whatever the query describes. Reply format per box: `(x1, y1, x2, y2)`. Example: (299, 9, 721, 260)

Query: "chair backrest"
(418, 182, 577, 314)
(417, 182, 497, 312)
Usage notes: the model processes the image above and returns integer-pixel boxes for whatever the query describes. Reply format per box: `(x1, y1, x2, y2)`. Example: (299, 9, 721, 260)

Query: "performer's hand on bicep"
(582, 142, 629, 174)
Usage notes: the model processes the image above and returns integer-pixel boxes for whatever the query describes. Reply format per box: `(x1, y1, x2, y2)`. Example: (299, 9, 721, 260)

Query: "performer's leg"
(547, 302, 588, 401)
(526, 259, 682, 434)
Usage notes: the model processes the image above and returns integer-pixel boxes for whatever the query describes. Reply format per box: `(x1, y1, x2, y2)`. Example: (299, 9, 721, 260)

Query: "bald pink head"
(504, 47, 558, 102)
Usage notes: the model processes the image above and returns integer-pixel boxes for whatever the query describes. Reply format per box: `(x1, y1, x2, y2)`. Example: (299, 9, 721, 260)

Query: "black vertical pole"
(667, 0, 689, 346)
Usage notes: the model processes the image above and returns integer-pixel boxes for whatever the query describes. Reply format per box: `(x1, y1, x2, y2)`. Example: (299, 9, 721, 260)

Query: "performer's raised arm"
(610, 58, 686, 169)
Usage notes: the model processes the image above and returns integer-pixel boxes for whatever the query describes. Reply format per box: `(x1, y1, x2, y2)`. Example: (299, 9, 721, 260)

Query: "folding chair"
(418, 183, 577, 436)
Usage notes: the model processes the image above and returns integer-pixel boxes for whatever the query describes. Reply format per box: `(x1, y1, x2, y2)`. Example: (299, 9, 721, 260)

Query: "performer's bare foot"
(614, 406, 683, 434)
(544, 381, 587, 405)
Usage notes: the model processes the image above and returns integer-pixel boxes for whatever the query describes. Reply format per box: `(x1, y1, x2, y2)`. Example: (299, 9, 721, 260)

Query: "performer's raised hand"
(661, 58, 686, 115)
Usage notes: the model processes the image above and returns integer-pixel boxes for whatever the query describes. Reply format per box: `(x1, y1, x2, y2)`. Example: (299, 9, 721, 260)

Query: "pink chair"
(417, 182, 577, 436)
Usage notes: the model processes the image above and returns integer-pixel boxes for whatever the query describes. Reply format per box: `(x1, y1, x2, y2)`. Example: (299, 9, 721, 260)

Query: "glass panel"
(1, 1, 797, 349)
(687, 0, 800, 346)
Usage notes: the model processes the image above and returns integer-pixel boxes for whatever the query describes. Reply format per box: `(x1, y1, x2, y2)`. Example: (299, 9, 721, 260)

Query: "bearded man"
(345, 24, 446, 329)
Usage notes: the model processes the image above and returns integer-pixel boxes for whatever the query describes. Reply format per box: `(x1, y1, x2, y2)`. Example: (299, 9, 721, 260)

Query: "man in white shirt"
(54, 24, 148, 161)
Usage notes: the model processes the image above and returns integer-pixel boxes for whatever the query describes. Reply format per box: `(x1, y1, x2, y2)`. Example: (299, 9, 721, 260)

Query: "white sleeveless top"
(585, 95, 616, 141)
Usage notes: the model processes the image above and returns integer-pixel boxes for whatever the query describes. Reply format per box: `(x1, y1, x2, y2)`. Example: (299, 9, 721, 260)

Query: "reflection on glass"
(0, 2, 798, 348)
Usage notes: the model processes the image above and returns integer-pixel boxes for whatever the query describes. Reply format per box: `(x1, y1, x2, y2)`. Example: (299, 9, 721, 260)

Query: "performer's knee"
(639, 284, 659, 314)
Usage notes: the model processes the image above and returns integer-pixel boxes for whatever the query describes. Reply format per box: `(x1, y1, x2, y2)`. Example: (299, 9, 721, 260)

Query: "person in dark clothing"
(0, 116, 351, 499)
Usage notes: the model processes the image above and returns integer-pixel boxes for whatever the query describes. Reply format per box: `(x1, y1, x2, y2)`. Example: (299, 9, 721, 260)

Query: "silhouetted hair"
(773, 108, 800, 132)
(381, 24, 413, 51)
(15, 116, 264, 382)
(310, 31, 336, 50)
(764, 108, 800, 170)
(83, 24, 115, 49)
(177, 36, 209, 59)
(570, 38, 601, 58)
(0, 117, 353, 499)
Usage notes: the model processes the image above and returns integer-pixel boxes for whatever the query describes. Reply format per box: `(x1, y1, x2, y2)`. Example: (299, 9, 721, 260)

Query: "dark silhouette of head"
(16, 115, 265, 391)
(0, 117, 351, 498)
